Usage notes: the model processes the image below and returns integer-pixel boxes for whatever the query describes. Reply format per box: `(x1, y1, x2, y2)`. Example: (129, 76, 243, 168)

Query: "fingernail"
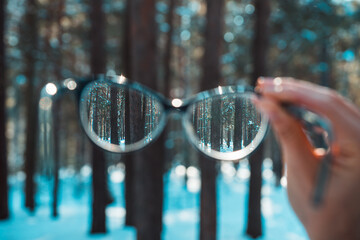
(257, 77, 273, 85)
(259, 80, 284, 94)
(273, 77, 283, 85)
(257, 77, 265, 85)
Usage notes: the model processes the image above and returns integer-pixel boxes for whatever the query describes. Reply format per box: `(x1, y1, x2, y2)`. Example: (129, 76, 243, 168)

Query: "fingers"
(256, 77, 360, 144)
(256, 77, 339, 118)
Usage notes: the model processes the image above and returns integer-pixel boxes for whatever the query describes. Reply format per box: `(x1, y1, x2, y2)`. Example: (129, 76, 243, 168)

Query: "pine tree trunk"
(319, 39, 332, 88)
(268, 129, 282, 187)
(52, 100, 61, 218)
(122, 0, 136, 227)
(51, 0, 65, 219)
(128, 0, 164, 239)
(199, 0, 224, 239)
(163, 0, 177, 96)
(0, 0, 9, 220)
(23, 0, 39, 213)
(246, 0, 270, 238)
(89, 0, 108, 233)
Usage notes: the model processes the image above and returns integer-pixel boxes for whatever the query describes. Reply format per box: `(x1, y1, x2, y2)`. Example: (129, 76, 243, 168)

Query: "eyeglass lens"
(80, 81, 165, 153)
(185, 93, 265, 160)
(79, 80, 267, 160)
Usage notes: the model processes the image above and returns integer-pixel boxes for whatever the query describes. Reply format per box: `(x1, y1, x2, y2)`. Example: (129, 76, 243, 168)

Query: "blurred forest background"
(0, 0, 360, 239)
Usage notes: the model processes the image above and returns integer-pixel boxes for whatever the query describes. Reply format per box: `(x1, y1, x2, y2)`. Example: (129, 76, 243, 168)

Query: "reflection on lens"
(79, 80, 165, 153)
(185, 93, 267, 161)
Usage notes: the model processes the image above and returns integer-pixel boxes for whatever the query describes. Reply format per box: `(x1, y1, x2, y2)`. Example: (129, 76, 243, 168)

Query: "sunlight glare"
(175, 165, 186, 177)
(106, 207, 126, 219)
(186, 166, 200, 178)
(171, 98, 183, 108)
(116, 74, 127, 84)
(80, 165, 92, 177)
(187, 178, 201, 193)
(45, 83, 58, 95)
(221, 162, 236, 177)
(281, 176, 288, 188)
(65, 78, 77, 90)
(218, 86, 223, 95)
(110, 169, 125, 183)
(237, 167, 250, 180)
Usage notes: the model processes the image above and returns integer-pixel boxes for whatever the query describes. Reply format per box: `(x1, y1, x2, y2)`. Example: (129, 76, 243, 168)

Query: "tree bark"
(89, 0, 108, 233)
(122, 0, 136, 227)
(268, 129, 282, 187)
(319, 39, 332, 88)
(23, 0, 39, 213)
(128, 0, 164, 239)
(51, 0, 65, 219)
(0, 0, 9, 220)
(52, 100, 60, 218)
(163, 0, 177, 96)
(246, 0, 270, 238)
(199, 0, 224, 239)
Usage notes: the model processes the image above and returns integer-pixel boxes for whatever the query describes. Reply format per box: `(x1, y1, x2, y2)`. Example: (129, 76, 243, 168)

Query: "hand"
(254, 77, 360, 240)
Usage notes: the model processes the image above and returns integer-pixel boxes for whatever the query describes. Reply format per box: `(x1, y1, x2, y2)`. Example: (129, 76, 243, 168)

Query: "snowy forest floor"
(0, 160, 308, 240)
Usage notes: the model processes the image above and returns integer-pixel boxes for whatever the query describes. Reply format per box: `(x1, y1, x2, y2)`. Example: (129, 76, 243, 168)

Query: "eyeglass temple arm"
(282, 103, 333, 207)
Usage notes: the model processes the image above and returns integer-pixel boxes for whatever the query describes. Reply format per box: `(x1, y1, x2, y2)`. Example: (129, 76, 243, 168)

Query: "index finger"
(256, 77, 360, 142)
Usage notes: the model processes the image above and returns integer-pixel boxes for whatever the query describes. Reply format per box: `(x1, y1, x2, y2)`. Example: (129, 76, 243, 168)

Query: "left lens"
(184, 92, 268, 161)
(79, 80, 165, 153)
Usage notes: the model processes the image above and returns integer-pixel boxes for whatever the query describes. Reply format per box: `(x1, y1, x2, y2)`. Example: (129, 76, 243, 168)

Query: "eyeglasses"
(39, 75, 269, 161)
(76, 75, 268, 161)
(39, 74, 333, 205)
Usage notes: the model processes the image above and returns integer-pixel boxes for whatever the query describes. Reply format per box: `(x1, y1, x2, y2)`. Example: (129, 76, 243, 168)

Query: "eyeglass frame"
(76, 74, 269, 161)
(39, 74, 333, 206)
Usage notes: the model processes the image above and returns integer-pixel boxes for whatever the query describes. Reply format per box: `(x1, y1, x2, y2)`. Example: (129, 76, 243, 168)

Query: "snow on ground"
(0, 160, 308, 240)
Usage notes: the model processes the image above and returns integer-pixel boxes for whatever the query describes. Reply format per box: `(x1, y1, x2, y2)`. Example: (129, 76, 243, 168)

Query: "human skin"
(253, 77, 360, 240)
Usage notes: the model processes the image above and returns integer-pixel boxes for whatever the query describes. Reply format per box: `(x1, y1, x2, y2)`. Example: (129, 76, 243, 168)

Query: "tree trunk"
(269, 129, 282, 187)
(128, 0, 164, 239)
(246, 0, 270, 238)
(163, 0, 177, 96)
(89, 0, 108, 233)
(23, 0, 39, 213)
(52, 100, 61, 218)
(199, 0, 224, 239)
(51, 0, 65, 219)
(122, 0, 136, 228)
(0, 0, 9, 220)
(162, 0, 177, 196)
(90, 145, 107, 233)
(319, 39, 332, 88)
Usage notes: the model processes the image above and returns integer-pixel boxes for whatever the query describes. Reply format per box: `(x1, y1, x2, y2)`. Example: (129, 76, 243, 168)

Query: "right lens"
(184, 91, 268, 161)
(79, 80, 166, 153)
